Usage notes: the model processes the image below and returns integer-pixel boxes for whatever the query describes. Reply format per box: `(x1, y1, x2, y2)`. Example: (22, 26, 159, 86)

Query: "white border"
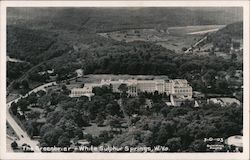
(0, 1, 249, 160)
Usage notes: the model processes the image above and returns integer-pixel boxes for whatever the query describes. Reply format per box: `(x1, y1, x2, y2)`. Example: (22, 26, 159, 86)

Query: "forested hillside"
(7, 26, 72, 64)
(7, 7, 242, 32)
(206, 22, 243, 52)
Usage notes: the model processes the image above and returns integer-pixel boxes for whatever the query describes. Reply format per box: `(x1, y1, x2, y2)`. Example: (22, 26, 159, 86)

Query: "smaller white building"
(207, 97, 241, 107)
(70, 83, 100, 98)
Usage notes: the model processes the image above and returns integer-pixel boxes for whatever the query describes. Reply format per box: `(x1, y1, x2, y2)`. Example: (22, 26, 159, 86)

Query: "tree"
(152, 91, 161, 102)
(26, 110, 40, 120)
(17, 98, 29, 112)
(57, 134, 71, 147)
(155, 121, 174, 145)
(56, 118, 78, 138)
(81, 114, 90, 127)
(12, 81, 20, 89)
(11, 141, 18, 149)
(189, 140, 207, 152)
(152, 102, 166, 115)
(215, 80, 229, 94)
(160, 106, 171, 117)
(62, 85, 70, 95)
(61, 101, 75, 110)
(37, 90, 46, 97)
(96, 113, 105, 126)
(40, 123, 54, 136)
(27, 92, 38, 104)
(231, 53, 237, 60)
(80, 83, 85, 88)
(182, 47, 187, 52)
(143, 130, 154, 146)
(62, 85, 67, 90)
(166, 137, 182, 152)
(42, 127, 63, 147)
(74, 128, 83, 139)
(106, 102, 122, 116)
(118, 84, 128, 97)
(10, 102, 18, 115)
(124, 98, 141, 116)
(47, 110, 64, 125)
(138, 94, 146, 104)
(93, 86, 112, 96)
(37, 95, 51, 108)
(21, 79, 29, 89)
(99, 131, 112, 143)
(109, 116, 122, 131)
(24, 121, 35, 137)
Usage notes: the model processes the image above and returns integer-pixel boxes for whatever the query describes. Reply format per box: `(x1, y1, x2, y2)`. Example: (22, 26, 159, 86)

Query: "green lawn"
(83, 123, 111, 137)
(6, 122, 19, 140)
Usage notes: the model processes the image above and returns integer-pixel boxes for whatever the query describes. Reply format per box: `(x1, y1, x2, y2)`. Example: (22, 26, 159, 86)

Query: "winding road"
(6, 82, 57, 152)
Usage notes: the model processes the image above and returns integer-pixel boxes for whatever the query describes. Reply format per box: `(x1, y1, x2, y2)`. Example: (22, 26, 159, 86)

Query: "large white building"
(70, 78, 192, 99)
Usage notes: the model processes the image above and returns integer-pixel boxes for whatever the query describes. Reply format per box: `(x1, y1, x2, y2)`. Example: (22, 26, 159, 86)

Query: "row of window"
(175, 89, 192, 93)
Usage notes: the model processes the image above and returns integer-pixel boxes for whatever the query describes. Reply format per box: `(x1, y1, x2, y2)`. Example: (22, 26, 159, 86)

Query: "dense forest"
(7, 8, 242, 32)
(7, 21, 243, 97)
(7, 26, 72, 64)
(10, 85, 242, 152)
(206, 22, 243, 53)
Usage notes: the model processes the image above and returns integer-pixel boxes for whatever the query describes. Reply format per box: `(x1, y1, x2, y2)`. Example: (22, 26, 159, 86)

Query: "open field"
(156, 35, 199, 52)
(83, 123, 111, 137)
(7, 93, 20, 103)
(98, 25, 224, 52)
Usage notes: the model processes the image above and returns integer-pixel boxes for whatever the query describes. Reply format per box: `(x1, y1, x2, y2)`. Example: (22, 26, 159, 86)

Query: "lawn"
(156, 35, 200, 52)
(98, 25, 224, 53)
(83, 123, 111, 137)
(7, 93, 20, 103)
(6, 122, 19, 140)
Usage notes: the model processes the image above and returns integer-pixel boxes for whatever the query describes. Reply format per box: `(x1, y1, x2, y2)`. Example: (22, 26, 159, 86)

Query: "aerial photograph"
(6, 7, 243, 153)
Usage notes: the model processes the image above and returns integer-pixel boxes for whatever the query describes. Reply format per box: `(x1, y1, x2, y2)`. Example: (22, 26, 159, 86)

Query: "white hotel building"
(70, 78, 192, 99)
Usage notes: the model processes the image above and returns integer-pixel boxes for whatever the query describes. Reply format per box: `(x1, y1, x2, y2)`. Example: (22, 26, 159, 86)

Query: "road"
(187, 28, 220, 35)
(185, 36, 208, 53)
(6, 107, 39, 152)
(6, 81, 57, 152)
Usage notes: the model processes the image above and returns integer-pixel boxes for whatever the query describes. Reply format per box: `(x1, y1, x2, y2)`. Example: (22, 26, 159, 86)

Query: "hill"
(206, 21, 243, 52)
(7, 7, 242, 32)
(7, 26, 72, 64)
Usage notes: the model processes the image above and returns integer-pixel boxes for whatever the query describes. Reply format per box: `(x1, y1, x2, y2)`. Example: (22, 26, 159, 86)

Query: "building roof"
(208, 97, 240, 106)
(220, 98, 241, 106)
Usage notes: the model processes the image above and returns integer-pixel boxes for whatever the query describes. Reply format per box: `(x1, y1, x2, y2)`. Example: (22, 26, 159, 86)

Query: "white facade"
(70, 83, 101, 97)
(70, 78, 192, 99)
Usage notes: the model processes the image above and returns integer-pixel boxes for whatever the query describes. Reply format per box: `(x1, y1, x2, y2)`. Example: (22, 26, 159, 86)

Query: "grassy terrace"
(98, 25, 224, 52)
